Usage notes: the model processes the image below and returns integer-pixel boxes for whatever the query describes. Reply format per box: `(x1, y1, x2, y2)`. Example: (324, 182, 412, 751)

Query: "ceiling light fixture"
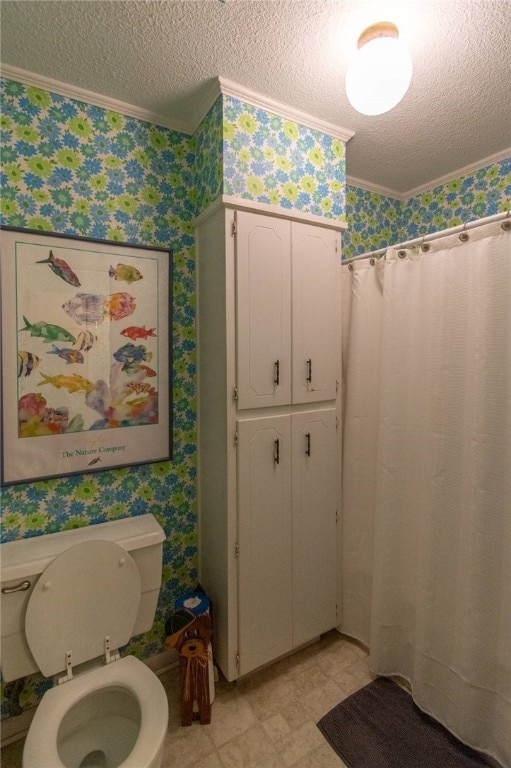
(346, 21, 412, 116)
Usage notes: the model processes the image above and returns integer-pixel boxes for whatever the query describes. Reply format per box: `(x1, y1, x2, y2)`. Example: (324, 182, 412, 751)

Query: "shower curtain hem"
(368, 667, 507, 768)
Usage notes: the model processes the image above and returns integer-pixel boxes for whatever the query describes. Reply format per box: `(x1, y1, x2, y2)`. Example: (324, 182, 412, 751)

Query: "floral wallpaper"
(1, 73, 509, 723)
(222, 95, 346, 220)
(0, 78, 198, 717)
(343, 156, 511, 259)
(400, 157, 511, 238)
(193, 95, 223, 214)
(343, 186, 401, 259)
(0, 79, 349, 721)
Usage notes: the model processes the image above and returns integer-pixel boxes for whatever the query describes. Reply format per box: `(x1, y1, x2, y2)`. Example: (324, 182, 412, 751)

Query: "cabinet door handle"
(273, 438, 280, 465)
(305, 432, 311, 457)
(274, 360, 280, 385)
(306, 358, 312, 383)
(2, 580, 31, 594)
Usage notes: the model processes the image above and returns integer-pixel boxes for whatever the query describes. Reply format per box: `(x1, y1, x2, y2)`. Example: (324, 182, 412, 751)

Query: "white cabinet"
(236, 214, 292, 409)
(235, 213, 339, 409)
(197, 204, 342, 681)
(237, 409, 338, 676)
(291, 409, 338, 648)
(291, 223, 339, 404)
(237, 415, 293, 675)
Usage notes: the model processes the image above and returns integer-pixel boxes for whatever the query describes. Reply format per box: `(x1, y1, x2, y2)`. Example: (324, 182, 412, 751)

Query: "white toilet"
(0, 514, 169, 768)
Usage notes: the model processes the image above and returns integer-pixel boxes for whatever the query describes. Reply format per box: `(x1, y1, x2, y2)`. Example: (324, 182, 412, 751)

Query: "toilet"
(0, 514, 169, 768)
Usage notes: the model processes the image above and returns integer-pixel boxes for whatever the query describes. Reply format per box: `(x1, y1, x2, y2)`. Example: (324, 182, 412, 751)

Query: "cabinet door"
(292, 223, 339, 404)
(292, 409, 338, 647)
(237, 415, 293, 675)
(236, 212, 291, 409)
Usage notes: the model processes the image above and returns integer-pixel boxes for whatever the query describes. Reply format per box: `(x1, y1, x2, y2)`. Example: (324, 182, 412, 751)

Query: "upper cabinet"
(236, 211, 339, 409)
(236, 214, 292, 408)
(291, 222, 339, 404)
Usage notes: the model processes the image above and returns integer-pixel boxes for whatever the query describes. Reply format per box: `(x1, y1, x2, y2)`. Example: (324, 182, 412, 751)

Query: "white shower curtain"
(341, 220, 511, 767)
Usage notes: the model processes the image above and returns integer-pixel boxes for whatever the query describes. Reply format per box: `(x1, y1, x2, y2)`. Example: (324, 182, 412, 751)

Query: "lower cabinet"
(237, 409, 337, 676)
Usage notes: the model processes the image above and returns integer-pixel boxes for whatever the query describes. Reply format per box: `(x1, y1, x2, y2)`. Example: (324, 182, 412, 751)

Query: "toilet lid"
(25, 540, 141, 678)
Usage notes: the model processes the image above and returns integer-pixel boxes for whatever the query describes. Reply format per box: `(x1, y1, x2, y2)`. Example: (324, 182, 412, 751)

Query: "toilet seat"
(23, 656, 168, 768)
(25, 540, 141, 678)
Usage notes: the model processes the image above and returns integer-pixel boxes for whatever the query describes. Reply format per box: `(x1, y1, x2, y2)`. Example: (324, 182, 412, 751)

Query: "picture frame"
(0, 226, 172, 486)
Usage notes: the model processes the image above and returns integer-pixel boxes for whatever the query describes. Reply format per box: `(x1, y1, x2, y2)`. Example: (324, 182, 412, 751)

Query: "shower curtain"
(341, 220, 511, 767)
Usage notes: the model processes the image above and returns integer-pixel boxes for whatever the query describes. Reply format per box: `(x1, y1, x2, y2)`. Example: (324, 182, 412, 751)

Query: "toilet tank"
(0, 514, 165, 682)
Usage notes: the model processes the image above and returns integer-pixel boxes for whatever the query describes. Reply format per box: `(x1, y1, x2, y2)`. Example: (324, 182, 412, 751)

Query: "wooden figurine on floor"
(165, 613, 212, 726)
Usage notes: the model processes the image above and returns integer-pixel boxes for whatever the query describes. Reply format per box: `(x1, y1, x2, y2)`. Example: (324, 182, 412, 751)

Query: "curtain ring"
(369, 257, 376, 266)
(501, 220, 511, 231)
(348, 262, 354, 271)
(398, 250, 407, 259)
(459, 222, 469, 242)
(420, 237, 430, 252)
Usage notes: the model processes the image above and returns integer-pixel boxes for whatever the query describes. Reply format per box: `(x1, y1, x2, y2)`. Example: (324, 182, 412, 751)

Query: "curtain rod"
(346, 209, 511, 262)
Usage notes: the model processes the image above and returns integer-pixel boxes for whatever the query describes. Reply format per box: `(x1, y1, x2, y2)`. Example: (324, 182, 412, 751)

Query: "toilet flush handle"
(2, 580, 31, 594)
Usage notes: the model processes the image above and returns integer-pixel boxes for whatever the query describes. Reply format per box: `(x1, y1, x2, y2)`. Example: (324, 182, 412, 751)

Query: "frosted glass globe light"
(346, 23, 413, 116)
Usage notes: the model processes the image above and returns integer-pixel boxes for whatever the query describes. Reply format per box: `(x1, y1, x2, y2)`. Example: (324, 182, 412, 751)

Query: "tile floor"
(1, 631, 375, 768)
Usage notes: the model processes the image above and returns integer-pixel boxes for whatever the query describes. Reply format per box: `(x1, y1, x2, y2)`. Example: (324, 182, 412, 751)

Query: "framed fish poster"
(0, 226, 172, 486)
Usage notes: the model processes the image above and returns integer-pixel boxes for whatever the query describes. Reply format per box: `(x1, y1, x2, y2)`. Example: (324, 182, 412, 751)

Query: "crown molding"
(216, 76, 355, 143)
(346, 175, 403, 200)
(0, 63, 193, 134)
(0, 64, 355, 143)
(187, 78, 224, 133)
(2, 65, 508, 201)
(349, 147, 511, 201)
(402, 147, 511, 199)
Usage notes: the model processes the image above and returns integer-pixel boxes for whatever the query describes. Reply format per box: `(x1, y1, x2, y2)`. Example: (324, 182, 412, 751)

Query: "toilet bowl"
(23, 656, 168, 768)
(0, 515, 170, 768)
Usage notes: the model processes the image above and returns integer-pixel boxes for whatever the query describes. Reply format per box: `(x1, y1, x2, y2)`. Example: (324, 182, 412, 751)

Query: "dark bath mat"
(317, 677, 494, 768)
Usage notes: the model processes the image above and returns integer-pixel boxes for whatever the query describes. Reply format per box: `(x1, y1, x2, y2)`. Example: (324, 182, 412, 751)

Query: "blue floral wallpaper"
(343, 186, 401, 259)
(222, 95, 346, 220)
(193, 95, 223, 213)
(0, 78, 198, 716)
(192, 94, 348, 220)
(1, 74, 509, 723)
(0, 79, 349, 720)
(343, 156, 511, 259)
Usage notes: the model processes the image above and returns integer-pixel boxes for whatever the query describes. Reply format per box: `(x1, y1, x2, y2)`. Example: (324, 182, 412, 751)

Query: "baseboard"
(143, 648, 180, 676)
(0, 706, 35, 747)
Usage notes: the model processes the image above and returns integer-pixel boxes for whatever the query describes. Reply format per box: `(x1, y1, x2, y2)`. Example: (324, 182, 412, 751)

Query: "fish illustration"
(47, 345, 84, 365)
(41, 406, 69, 427)
(18, 394, 69, 436)
(126, 381, 156, 395)
(121, 325, 156, 341)
(18, 351, 41, 378)
(137, 364, 157, 377)
(88, 456, 102, 466)
(113, 343, 152, 373)
(62, 292, 136, 325)
(19, 392, 47, 420)
(36, 250, 80, 287)
(109, 263, 143, 284)
(19, 316, 76, 344)
(75, 330, 97, 352)
(38, 372, 95, 393)
(104, 292, 136, 321)
(62, 293, 105, 326)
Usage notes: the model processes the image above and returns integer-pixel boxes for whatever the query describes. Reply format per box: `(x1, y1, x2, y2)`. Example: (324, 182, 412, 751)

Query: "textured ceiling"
(1, 0, 510, 196)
